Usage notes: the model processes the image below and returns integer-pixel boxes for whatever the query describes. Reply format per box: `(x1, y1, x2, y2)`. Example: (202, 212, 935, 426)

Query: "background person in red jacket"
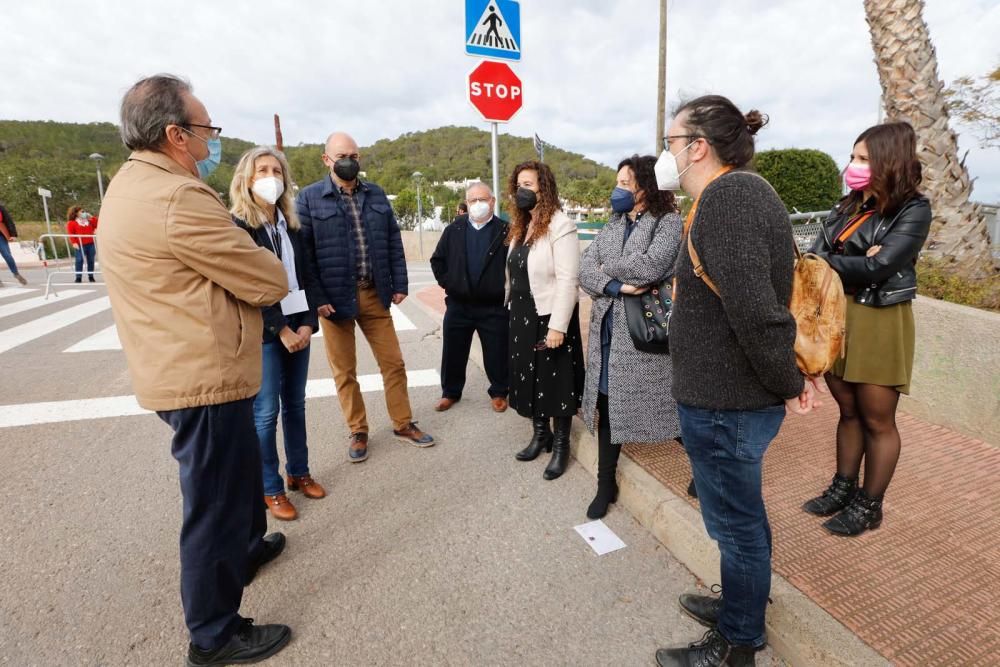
(66, 205, 98, 282)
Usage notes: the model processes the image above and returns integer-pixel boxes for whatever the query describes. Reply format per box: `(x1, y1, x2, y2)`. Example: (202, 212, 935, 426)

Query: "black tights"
(825, 374, 901, 498)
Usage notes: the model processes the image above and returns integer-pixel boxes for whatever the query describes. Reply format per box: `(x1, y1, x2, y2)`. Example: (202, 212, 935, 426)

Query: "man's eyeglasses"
(186, 123, 223, 139)
(662, 134, 702, 151)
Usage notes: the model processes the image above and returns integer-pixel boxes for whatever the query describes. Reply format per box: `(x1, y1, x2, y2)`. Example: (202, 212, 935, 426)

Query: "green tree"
(754, 149, 842, 213)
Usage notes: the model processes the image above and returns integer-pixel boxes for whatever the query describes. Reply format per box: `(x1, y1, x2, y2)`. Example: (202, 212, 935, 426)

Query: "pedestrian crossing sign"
(465, 0, 521, 61)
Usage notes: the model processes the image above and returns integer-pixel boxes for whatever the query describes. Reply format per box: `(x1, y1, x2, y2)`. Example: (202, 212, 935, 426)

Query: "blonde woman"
(230, 147, 325, 521)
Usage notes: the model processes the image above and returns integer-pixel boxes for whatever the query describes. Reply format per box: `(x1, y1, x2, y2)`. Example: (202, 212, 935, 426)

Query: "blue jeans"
(75, 243, 96, 278)
(678, 402, 786, 648)
(0, 235, 18, 275)
(253, 340, 311, 496)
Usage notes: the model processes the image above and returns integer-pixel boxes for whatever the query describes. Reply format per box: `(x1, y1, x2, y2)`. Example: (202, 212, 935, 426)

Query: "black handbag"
(623, 280, 672, 354)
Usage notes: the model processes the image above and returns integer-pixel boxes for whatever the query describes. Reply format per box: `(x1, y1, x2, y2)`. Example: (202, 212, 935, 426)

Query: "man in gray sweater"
(654, 96, 820, 667)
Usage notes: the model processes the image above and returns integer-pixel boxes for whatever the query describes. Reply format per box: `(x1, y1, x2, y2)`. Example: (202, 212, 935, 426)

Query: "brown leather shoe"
(264, 493, 298, 521)
(435, 397, 459, 412)
(287, 474, 327, 499)
(348, 432, 369, 463)
(491, 397, 509, 413)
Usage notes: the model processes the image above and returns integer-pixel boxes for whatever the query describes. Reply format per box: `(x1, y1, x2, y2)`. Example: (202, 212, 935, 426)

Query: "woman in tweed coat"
(578, 155, 683, 518)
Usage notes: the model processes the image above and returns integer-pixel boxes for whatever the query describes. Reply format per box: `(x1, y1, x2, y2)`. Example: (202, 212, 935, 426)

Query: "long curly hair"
(617, 155, 677, 219)
(506, 160, 561, 246)
(837, 121, 923, 217)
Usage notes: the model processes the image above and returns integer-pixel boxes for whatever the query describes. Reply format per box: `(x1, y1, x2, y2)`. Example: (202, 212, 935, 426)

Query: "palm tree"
(864, 0, 997, 279)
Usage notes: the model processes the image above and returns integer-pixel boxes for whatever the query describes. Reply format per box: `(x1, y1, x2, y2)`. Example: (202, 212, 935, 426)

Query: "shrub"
(917, 257, 1000, 311)
(754, 149, 842, 213)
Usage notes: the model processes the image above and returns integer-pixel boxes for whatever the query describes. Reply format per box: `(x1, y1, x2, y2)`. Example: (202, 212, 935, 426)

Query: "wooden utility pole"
(274, 114, 284, 152)
(656, 0, 667, 153)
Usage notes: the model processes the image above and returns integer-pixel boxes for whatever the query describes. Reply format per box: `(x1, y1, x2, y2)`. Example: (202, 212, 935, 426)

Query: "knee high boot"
(543, 416, 572, 480)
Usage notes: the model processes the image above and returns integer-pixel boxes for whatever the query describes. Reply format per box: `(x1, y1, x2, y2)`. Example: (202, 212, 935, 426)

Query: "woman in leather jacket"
(802, 121, 931, 537)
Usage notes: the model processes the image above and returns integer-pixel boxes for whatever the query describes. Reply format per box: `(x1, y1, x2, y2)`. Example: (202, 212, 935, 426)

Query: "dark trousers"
(441, 299, 509, 399)
(74, 243, 96, 278)
(0, 235, 18, 275)
(157, 398, 267, 650)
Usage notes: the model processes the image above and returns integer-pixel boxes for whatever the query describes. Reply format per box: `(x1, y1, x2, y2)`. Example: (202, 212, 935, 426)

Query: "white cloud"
(1, 0, 997, 200)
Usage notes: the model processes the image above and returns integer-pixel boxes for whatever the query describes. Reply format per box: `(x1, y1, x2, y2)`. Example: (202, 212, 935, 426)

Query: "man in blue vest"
(430, 182, 510, 413)
(297, 132, 434, 464)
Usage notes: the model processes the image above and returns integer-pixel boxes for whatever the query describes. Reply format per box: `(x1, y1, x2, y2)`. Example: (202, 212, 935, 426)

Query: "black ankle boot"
(823, 489, 883, 536)
(587, 440, 621, 519)
(802, 473, 858, 516)
(655, 629, 756, 667)
(543, 416, 571, 480)
(515, 418, 552, 461)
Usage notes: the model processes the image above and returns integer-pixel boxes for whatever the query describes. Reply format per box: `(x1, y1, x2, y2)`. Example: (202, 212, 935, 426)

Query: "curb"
(569, 426, 889, 667)
(411, 285, 886, 666)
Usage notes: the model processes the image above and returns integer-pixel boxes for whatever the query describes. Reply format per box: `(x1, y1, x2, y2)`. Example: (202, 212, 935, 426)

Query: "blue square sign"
(465, 0, 521, 61)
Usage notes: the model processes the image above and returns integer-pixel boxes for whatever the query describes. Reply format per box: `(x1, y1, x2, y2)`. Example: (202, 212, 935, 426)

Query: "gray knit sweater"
(670, 171, 804, 410)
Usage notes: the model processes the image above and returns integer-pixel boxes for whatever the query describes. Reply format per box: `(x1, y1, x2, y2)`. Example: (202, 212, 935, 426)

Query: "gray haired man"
(98, 74, 292, 666)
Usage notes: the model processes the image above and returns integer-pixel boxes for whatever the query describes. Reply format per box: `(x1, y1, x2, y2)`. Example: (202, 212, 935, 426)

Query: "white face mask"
(468, 200, 492, 222)
(654, 140, 696, 191)
(252, 176, 285, 205)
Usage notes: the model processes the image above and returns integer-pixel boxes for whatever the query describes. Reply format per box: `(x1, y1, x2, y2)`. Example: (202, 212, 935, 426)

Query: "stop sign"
(467, 61, 523, 123)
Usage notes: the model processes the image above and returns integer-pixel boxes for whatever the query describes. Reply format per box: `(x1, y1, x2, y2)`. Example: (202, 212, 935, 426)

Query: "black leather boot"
(515, 418, 553, 461)
(679, 585, 723, 628)
(802, 473, 858, 516)
(586, 439, 621, 519)
(655, 629, 756, 667)
(823, 489, 883, 536)
(543, 416, 572, 480)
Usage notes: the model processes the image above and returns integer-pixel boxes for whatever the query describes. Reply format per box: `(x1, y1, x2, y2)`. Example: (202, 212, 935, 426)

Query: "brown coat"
(98, 151, 288, 411)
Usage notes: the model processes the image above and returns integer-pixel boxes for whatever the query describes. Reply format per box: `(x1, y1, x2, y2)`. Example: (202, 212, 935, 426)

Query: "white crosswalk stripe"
(0, 369, 441, 428)
(0, 290, 91, 319)
(0, 297, 111, 354)
(0, 287, 39, 301)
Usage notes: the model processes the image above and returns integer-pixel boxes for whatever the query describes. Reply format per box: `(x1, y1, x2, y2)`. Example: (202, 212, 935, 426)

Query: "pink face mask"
(844, 163, 871, 191)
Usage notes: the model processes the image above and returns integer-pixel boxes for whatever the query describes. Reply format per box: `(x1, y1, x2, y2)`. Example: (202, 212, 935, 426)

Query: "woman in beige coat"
(505, 160, 583, 480)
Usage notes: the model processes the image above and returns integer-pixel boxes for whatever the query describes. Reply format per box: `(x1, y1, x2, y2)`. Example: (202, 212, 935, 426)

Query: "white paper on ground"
(574, 520, 627, 556)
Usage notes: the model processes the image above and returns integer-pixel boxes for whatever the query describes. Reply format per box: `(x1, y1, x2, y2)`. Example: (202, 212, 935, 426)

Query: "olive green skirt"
(830, 300, 915, 394)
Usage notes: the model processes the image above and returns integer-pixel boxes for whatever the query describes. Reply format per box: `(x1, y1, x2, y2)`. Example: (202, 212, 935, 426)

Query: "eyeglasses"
(186, 123, 223, 139)
(662, 134, 702, 151)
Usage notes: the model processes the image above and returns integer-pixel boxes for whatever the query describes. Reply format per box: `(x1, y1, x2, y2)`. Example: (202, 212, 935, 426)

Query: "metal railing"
(37, 233, 102, 297)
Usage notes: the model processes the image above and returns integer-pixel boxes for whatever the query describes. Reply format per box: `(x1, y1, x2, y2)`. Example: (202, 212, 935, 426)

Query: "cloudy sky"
(3, 0, 998, 200)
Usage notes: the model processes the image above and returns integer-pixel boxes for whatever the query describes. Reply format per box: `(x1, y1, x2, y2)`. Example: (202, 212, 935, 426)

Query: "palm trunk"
(864, 0, 996, 279)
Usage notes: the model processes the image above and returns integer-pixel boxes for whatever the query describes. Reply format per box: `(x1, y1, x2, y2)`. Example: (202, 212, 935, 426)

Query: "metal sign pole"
(41, 194, 51, 235)
(491, 122, 500, 216)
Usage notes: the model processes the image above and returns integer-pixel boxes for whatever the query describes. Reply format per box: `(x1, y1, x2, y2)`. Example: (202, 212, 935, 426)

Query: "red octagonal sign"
(467, 61, 523, 123)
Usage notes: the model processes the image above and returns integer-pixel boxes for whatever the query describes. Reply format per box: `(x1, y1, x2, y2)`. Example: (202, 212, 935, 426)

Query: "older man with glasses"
(98, 74, 292, 667)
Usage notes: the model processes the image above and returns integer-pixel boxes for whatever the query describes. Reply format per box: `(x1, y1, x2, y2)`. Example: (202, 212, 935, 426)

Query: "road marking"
(0, 287, 39, 301)
(0, 297, 111, 355)
(0, 290, 91, 320)
(64, 324, 120, 353)
(0, 369, 441, 428)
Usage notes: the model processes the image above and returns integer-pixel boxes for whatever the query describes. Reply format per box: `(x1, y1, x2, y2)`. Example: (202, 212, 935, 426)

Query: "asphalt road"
(0, 263, 784, 666)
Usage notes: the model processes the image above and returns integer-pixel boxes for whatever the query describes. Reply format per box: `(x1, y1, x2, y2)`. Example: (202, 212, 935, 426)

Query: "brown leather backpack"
(687, 229, 846, 378)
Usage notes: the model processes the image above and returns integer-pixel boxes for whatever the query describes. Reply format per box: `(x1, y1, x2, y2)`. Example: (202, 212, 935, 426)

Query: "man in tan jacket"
(98, 74, 292, 667)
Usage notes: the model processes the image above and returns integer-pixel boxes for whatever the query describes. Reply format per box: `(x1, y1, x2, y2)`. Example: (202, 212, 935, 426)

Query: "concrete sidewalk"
(416, 282, 999, 666)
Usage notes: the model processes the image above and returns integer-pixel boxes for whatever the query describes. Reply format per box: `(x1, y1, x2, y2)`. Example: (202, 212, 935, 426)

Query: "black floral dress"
(507, 244, 585, 419)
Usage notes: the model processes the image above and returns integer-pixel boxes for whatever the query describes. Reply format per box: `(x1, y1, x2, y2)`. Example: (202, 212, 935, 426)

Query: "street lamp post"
(89, 153, 105, 203)
(413, 171, 423, 258)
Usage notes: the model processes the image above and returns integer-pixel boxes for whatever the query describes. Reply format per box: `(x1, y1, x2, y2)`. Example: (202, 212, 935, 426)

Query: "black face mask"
(333, 157, 360, 182)
(515, 187, 538, 211)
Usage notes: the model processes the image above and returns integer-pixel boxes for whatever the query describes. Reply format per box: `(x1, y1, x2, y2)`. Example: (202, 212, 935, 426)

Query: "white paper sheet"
(574, 520, 627, 556)
(280, 289, 309, 315)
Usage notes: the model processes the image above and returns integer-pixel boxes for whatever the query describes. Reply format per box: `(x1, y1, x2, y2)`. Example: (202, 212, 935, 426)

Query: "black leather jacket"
(810, 195, 931, 307)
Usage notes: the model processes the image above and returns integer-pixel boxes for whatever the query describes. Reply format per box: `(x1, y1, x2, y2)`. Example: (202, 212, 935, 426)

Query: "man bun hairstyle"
(675, 95, 768, 168)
